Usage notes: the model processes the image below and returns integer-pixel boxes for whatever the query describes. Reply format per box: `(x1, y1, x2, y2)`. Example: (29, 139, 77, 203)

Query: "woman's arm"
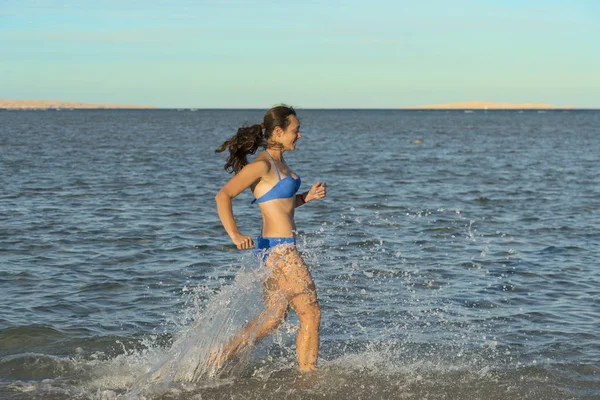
(294, 191, 308, 208)
(215, 160, 269, 249)
(294, 182, 327, 208)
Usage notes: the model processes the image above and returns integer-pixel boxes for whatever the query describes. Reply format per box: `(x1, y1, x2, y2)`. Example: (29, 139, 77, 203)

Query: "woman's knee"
(253, 303, 288, 340)
(295, 300, 320, 326)
(269, 306, 288, 328)
(262, 315, 284, 333)
(312, 304, 321, 324)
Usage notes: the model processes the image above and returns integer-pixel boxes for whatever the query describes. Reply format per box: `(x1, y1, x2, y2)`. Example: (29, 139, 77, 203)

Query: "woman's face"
(276, 115, 302, 151)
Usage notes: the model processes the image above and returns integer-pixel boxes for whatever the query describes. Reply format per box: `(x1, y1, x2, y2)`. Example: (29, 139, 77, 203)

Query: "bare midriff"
(257, 198, 296, 238)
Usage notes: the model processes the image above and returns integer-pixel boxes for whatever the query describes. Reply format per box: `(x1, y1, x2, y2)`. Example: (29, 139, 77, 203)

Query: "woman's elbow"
(215, 190, 229, 203)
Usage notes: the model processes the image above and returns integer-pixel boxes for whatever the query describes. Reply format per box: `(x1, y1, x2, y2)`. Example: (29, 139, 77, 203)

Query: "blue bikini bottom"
(255, 236, 296, 264)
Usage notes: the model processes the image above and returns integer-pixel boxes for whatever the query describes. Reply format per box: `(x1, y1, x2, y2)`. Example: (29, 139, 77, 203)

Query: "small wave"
(0, 324, 67, 349)
(474, 197, 490, 204)
(77, 281, 130, 293)
(0, 353, 79, 380)
(539, 246, 586, 254)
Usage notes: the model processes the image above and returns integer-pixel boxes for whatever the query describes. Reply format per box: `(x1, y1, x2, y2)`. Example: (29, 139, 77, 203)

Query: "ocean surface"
(0, 109, 598, 399)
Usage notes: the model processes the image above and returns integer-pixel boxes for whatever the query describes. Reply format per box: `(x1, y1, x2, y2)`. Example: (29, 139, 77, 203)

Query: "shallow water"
(1, 109, 598, 399)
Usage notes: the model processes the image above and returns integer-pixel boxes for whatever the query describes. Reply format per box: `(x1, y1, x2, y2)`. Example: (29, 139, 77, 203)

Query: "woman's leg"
(209, 291, 288, 367)
(207, 249, 291, 367)
(269, 246, 321, 370)
(209, 244, 320, 371)
(289, 291, 320, 370)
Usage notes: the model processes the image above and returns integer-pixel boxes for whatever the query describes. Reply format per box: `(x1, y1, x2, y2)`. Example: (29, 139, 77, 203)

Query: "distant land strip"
(0, 100, 156, 109)
(404, 101, 574, 110)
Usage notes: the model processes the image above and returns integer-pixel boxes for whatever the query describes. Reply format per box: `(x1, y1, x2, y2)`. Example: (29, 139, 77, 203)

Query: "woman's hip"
(255, 236, 297, 264)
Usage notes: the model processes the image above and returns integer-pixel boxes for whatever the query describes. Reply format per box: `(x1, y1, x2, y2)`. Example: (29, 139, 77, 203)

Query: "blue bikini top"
(252, 151, 301, 204)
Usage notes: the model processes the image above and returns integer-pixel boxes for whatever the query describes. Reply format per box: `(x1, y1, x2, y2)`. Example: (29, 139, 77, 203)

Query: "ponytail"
(216, 105, 296, 174)
(215, 123, 264, 174)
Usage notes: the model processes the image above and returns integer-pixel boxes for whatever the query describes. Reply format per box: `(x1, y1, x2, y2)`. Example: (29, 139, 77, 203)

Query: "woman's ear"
(273, 126, 283, 138)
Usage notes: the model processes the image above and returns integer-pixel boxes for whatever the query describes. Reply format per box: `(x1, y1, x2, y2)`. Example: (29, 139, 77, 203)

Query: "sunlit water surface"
(1, 109, 598, 399)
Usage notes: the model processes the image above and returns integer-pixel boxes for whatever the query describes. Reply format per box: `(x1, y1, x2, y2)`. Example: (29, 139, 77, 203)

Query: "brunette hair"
(215, 105, 297, 174)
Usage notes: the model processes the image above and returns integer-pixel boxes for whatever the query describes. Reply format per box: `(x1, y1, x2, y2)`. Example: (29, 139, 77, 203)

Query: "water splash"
(123, 254, 273, 397)
(2, 209, 595, 399)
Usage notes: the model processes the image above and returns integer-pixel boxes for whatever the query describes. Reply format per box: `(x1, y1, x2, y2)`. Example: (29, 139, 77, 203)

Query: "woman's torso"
(251, 152, 299, 238)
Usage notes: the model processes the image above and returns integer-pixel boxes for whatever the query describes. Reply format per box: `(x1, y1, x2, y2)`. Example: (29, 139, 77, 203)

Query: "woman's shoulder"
(251, 154, 272, 170)
(233, 158, 271, 188)
(238, 155, 270, 179)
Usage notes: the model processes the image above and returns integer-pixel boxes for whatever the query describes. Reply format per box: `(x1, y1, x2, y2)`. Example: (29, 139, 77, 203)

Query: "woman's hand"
(306, 181, 327, 202)
(231, 234, 255, 250)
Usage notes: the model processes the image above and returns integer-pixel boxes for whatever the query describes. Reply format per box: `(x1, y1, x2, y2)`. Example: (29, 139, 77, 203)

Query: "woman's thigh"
(265, 245, 318, 304)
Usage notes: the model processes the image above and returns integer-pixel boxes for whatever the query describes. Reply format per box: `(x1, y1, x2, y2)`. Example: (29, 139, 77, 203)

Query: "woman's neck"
(265, 147, 284, 160)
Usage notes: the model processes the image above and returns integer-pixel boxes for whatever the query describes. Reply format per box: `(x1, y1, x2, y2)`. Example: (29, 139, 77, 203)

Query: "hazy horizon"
(2, 99, 598, 110)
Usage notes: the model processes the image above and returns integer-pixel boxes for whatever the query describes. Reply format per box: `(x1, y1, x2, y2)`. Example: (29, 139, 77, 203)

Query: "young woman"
(214, 105, 326, 371)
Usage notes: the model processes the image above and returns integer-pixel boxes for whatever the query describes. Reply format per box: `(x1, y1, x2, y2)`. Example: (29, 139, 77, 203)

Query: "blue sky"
(1, 0, 599, 108)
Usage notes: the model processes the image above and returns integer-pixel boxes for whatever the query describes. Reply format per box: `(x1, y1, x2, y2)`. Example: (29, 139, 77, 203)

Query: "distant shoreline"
(1, 99, 597, 111)
(402, 101, 575, 110)
(2, 108, 598, 111)
(0, 100, 156, 110)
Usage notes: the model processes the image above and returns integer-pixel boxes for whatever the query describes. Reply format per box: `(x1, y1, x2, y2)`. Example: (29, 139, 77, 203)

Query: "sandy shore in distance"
(404, 101, 574, 110)
(0, 100, 156, 109)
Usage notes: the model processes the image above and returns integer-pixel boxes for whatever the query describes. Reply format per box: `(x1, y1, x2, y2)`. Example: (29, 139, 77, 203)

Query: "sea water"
(0, 109, 598, 399)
